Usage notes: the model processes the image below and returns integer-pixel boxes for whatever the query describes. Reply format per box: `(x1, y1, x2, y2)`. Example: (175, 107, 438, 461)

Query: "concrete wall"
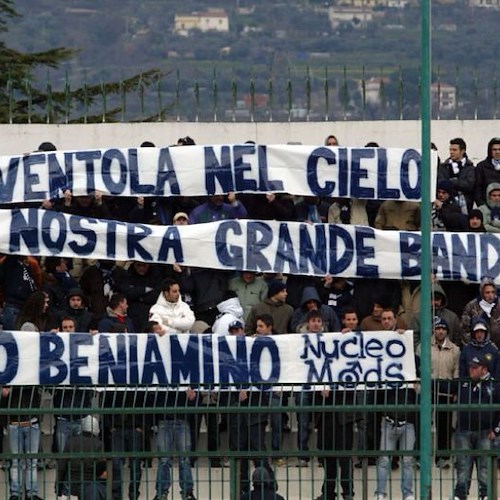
(1, 120, 497, 164)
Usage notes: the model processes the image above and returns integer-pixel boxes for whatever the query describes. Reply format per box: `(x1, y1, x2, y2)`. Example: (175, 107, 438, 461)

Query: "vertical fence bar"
(268, 69, 274, 123)
(64, 72, 71, 124)
(25, 78, 32, 124)
(361, 66, 366, 121)
(379, 66, 386, 120)
(231, 69, 237, 122)
(101, 80, 107, 123)
(250, 71, 255, 123)
(176, 68, 181, 122)
(138, 72, 144, 121)
(156, 73, 162, 121)
(83, 71, 89, 124)
(212, 67, 218, 122)
(473, 66, 478, 120)
(306, 66, 311, 122)
(342, 66, 348, 120)
(494, 72, 498, 120)
(120, 77, 126, 123)
(455, 65, 460, 120)
(45, 72, 52, 124)
(436, 65, 441, 120)
(194, 78, 200, 122)
(287, 67, 292, 122)
(7, 71, 13, 124)
(324, 66, 329, 121)
(420, 0, 433, 495)
(398, 66, 404, 120)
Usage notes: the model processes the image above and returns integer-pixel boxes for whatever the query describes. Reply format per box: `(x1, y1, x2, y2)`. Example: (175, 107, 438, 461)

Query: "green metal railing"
(1, 65, 498, 124)
(0, 382, 498, 499)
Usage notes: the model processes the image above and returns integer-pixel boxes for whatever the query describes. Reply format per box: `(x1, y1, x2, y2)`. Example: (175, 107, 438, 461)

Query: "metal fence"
(2, 65, 499, 124)
(0, 382, 498, 500)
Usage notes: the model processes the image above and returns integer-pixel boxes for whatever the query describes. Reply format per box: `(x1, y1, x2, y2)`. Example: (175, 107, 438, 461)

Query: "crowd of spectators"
(1, 135, 500, 500)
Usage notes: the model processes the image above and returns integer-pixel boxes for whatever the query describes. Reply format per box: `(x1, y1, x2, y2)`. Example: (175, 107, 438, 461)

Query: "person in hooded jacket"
(212, 291, 245, 336)
(290, 285, 341, 333)
(431, 179, 468, 231)
(461, 276, 500, 348)
(148, 278, 195, 334)
(459, 317, 499, 378)
(474, 137, 500, 207)
(478, 182, 500, 233)
(61, 288, 96, 333)
(409, 282, 465, 347)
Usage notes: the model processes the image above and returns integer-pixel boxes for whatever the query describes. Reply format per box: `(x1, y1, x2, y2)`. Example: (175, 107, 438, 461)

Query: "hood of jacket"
(300, 286, 321, 309)
(216, 296, 244, 318)
(432, 282, 448, 309)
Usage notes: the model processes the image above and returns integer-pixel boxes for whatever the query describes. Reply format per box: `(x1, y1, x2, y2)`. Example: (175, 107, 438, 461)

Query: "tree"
(0, 0, 167, 123)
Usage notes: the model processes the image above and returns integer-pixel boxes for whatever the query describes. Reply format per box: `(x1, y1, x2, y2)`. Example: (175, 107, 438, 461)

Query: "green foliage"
(0, 0, 166, 123)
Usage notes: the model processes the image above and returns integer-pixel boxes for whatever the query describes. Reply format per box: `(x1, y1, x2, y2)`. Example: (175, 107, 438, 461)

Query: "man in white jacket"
(212, 291, 245, 336)
(149, 278, 196, 334)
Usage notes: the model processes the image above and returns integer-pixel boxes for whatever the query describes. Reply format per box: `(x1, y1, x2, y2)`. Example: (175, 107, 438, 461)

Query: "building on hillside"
(469, 0, 500, 7)
(431, 83, 457, 112)
(328, 7, 374, 28)
(174, 9, 229, 36)
(336, 0, 416, 7)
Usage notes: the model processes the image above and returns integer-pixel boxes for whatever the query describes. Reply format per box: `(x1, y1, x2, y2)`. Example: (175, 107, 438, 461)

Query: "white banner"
(0, 331, 416, 386)
(0, 145, 436, 203)
(3, 208, 500, 282)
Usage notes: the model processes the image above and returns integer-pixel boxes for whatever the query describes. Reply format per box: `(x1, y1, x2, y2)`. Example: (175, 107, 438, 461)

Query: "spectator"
(478, 182, 500, 233)
(212, 291, 245, 336)
(189, 194, 247, 224)
(417, 318, 459, 469)
(431, 180, 467, 231)
(447, 354, 500, 500)
(324, 134, 339, 146)
(112, 261, 163, 331)
(61, 288, 96, 333)
(474, 137, 500, 207)
(15, 290, 58, 332)
(228, 271, 268, 320)
(153, 386, 197, 500)
(437, 137, 475, 213)
(2, 385, 43, 500)
(245, 280, 293, 334)
(459, 317, 499, 378)
(375, 356, 419, 500)
(0, 255, 40, 330)
(98, 293, 135, 333)
(291, 285, 340, 333)
(56, 415, 105, 500)
(461, 276, 500, 348)
(241, 467, 284, 500)
(148, 278, 195, 334)
(360, 299, 406, 332)
(320, 276, 355, 319)
(467, 209, 486, 232)
(315, 382, 356, 500)
(409, 283, 465, 347)
(374, 200, 420, 231)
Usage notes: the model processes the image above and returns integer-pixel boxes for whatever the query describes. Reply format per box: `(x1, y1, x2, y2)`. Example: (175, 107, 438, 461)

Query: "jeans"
(375, 418, 415, 498)
(111, 428, 144, 500)
(296, 391, 313, 460)
(56, 418, 83, 495)
(8, 422, 40, 496)
(156, 419, 193, 495)
(454, 429, 491, 499)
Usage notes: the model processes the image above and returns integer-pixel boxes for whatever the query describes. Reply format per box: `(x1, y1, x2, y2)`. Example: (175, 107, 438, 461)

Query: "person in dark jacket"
(474, 137, 500, 207)
(290, 285, 341, 333)
(56, 415, 105, 500)
(112, 261, 164, 331)
(432, 179, 467, 231)
(61, 287, 96, 333)
(240, 467, 284, 500)
(315, 384, 357, 500)
(447, 354, 500, 500)
(98, 293, 135, 333)
(437, 137, 475, 213)
(459, 317, 500, 378)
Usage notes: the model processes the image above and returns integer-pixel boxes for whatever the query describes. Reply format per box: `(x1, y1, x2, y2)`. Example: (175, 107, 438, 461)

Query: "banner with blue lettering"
(0, 331, 416, 386)
(3, 208, 500, 282)
(0, 146, 436, 203)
